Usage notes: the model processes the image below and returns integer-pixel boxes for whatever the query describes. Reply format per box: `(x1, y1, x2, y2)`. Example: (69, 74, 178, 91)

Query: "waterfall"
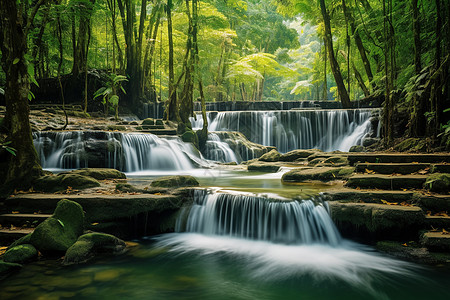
(203, 133, 238, 163)
(191, 109, 376, 153)
(178, 190, 341, 246)
(33, 131, 202, 172)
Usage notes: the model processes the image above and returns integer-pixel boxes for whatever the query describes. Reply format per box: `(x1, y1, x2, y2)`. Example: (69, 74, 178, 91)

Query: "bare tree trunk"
(319, 0, 351, 108)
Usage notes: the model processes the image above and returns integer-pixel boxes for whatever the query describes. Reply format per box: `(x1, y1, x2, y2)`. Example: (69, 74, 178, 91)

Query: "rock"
(151, 175, 199, 188)
(30, 199, 84, 253)
(33, 173, 100, 193)
(63, 232, 126, 265)
(8, 233, 32, 249)
(362, 138, 380, 147)
(211, 131, 273, 161)
(141, 118, 155, 125)
(247, 162, 280, 173)
(155, 119, 164, 126)
(349, 145, 365, 152)
(424, 173, 450, 194)
(259, 149, 282, 162)
(311, 156, 349, 167)
(282, 167, 354, 182)
(66, 168, 126, 180)
(421, 232, 450, 251)
(3, 244, 38, 263)
(115, 183, 140, 193)
(181, 129, 199, 148)
(0, 261, 22, 276)
(280, 149, 319, 162)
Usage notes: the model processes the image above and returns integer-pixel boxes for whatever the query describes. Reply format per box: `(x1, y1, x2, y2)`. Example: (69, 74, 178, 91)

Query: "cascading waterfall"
(202, 133, 238, 163)
(191, 109, 377, 153)
(177, 189, 341, 246)
(33, 131, 202, 172)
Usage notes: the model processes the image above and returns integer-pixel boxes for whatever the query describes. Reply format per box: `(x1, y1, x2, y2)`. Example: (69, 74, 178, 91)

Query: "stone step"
(425, 215, 450, 229)
(141, 125, 165, 130)
(415, 194, 450, 212)
(0, 228, 34, 245)
(355, 163, 430, 175)
(325, 189, 415, 203)
(0, 213, 51, 227)
(348, 153, 450, 165)
(138, 129, 177, 135)
(421, 231, 450, 252)
(431, 164, 450, 173)
(346, 174, 427, 190)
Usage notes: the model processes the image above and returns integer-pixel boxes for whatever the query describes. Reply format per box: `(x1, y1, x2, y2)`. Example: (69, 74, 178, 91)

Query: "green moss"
(393, 138, 427, 152)
(63, 232, 126, 265)
(30, 199, 84, 253)
(3, 244, 38, 263)
(424, 173, 450, 193)
(259, 149, 282, 162)
(67, 168, 126, 180)
(33, 173, 100, 192)
(280, 149, 318, 162)
(282, 167, 354, 182)
(349, 145, 364, 152)
(155, 119, 164, 126)
(151, 175, 199, 188)
(8, 233, 32, 249)
(181, 130, 199, 148)
(141, 118, 155, 125)
(115, 183, 140, 193)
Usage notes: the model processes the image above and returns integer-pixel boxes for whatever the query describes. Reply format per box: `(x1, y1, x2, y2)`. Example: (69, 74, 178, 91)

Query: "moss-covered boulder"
(282, 167, 354, 182)
(280, 149, 319, 162)
(393, 138, 427, 152)
(0, 261, 22, 277)
(424, 173, 450, 193)
(30, 199, 84, 253)
(349, 145, 365, 152)
(115, 183, 140, 193)
(63, 232, 126, 265)
(247, 162, 280, 173)
(259, 149, 282, 162)
(181, 129, 199, 148)
(309, 156, 349, 167)
(33, 173, 100, 193)
(155, 119, 164, 126)
(151, 175, 199, 188)
(141, 118, 155, 125)
(3, 244, 38, 264)
(8, 233, 32, 249)
(66, 168, 126, 180)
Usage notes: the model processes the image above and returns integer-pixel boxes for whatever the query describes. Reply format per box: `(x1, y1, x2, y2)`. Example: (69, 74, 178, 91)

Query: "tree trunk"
(166, 0, 179, 121)
(0, 1, 43, 191)
(72, 0, 96, 77)
(319, 0, 352, 108)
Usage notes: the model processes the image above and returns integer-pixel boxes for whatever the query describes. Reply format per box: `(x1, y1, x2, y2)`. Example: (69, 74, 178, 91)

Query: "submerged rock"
(0, 261, 22, 277)
(63, 232, 126, 265)
(3, 244, 38, 264)
(30, 199, 84, 253)
(282, 167, 354, 182)
(151, 175, 199, 188)
(424, 173, 450, 193)
(33, 173, 100, 193)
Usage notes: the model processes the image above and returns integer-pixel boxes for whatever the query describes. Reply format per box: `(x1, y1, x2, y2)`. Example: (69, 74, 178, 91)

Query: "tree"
(0, 0, 45, 192)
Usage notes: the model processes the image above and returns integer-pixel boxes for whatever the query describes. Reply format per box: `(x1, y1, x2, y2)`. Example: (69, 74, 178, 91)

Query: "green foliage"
(1, 141, 16, 156)
(93, 74, 127, 119)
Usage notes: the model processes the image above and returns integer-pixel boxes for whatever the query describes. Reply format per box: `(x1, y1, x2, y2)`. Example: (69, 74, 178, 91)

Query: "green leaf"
(109, 95, 119, 106)
(5, 147, 16, 156)
(57, 219, 65, 228)
(13, 58, 20, 64)
(0, 87, 4, 95)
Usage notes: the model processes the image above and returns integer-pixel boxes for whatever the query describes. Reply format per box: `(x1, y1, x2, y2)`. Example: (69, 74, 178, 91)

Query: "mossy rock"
(0, 261, 22, 276)
(349, 145, 365, 152)
(155, 119, 164, 126)
(393, 138, 428, 152)
(282, 167, 354, 182)
(247, 162, 280, 172)
(115, 183, 140, 193)
(424, 173, 450, 193)
(67, 168, 126, 180)
(3, 244, 38, 264)
(311, 156, 349, 167)
(280, 149, 319, 162)
(63, 232, 126, 265)
(30, 199, 84, 253)
(8, 233, 32, 249)
(141, 118, 155, 125)
(107, 125, 126, 131)
(151, 175, 199, 188)
(181, 130, 199, 148)
(33, 173, 100, 193)
(259, 149, 282, 162)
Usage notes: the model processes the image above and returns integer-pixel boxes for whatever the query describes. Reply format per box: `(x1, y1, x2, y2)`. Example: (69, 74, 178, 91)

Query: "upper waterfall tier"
(33, 131, 202, 172)
(177, 189, 341, 246)
(191, 109, 377, 153)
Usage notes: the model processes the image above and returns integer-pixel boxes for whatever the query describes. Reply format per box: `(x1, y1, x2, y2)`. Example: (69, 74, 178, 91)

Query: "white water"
(33, 131, 204, 172)
(202, 133, 238, 163)
(191, 109, 377, 153)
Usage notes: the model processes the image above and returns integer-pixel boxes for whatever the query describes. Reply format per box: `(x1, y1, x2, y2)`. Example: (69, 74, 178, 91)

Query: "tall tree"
(0, 0, 45, 191)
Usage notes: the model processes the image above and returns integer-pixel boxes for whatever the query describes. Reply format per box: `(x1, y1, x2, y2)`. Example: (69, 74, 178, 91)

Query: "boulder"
(393, 138, 427, 152)
(349, 145, 364, 152)
(115, 183, 140, 193)
(282, 167, 354, 182)
(181, 129, 199, 148)
(424, 173, 450, 194)
(151, 175, 199, 188)
(247, 162, 280, 173)
(280, 149, 319, 162)
(362, 138, 380, 147)
(66, 168, 126, 180)
(30, 199, 84, 253)
(259, 149, 282, 162)
(3, 244, 38, 264)
(33, 173, 100, 193)
(141, 118, 155, 126)
(155, 119, 164, 126)
(310, 156, 349, 167)
(8, 233, 32, 249)
(63, 232, 126, 265)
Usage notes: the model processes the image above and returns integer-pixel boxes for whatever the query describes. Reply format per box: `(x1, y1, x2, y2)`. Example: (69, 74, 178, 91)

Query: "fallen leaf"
(11, 211, 19, 214)
(402, 243, 408, 247)
(91, 222, 99, 226)
(426, 211, 432, 216)
(381, 199, 398, 205)
(430, 226, 439, 232)
(442, 229, 449, 235)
